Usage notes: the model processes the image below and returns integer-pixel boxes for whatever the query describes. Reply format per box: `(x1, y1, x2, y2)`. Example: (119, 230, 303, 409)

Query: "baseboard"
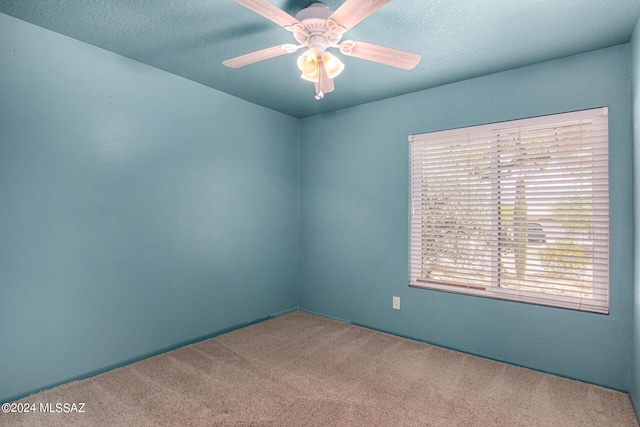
(269, 306, 300, 318)
(297, 308, 353, 325)
(2, 306, 299, 404)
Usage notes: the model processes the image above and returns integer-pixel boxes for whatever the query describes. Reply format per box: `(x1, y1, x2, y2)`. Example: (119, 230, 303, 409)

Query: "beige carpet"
(1, 311, 637, 426)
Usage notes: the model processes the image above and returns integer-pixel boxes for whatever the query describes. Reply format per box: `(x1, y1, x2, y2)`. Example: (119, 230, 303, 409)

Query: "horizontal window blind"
(409, 107, 609, 313)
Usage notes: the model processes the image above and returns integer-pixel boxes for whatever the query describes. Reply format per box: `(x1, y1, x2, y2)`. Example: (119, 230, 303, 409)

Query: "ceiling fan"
(222, 0, 421, 100)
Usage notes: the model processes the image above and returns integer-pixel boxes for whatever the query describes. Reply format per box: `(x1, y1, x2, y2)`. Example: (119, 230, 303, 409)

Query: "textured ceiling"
(1, 0, 639, 118)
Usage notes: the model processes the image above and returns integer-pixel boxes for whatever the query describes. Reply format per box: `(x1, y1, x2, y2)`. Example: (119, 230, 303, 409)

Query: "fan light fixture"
(297, 49, 344, 83)
(297, 49, 319, 82)
(321, 52, 345, 78)
(223, 1, 421, 100)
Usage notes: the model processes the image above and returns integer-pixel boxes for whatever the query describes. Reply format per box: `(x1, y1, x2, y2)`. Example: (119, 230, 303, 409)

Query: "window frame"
(408, 107, 610, 314)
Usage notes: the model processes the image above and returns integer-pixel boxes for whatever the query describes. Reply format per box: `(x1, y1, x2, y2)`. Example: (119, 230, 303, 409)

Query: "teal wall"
(0, 14, 300, 403)
(300, 45, 634, 391)
(631, 14, 640, 416)
(1, 10, 638, 407)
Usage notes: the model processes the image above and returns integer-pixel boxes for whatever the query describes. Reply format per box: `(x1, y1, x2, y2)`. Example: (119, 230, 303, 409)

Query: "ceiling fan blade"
(235, 0, 302, 30)
(319, 61, 335, 93)
(312, 59, 335, 99)
(314, 78, 335, 98)
(339, 40, 421, 70)
(327, 0, 390, 32)
(223, 44, 300, 68)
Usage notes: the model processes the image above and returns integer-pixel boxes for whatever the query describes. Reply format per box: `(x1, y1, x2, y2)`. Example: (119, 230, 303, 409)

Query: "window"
(409, 108, 609, 314)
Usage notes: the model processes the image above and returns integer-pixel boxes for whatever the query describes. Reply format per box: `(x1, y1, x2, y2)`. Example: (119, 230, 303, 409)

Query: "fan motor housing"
(293, 2, 342, 53)
(294, 2, 332, 21)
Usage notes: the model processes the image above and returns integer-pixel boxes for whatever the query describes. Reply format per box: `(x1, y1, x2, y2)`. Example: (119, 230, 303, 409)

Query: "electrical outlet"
(393, 296, 400, 310)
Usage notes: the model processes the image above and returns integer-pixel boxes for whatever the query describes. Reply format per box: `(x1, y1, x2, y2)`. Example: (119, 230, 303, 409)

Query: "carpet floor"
(1, 311, 638, 426)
